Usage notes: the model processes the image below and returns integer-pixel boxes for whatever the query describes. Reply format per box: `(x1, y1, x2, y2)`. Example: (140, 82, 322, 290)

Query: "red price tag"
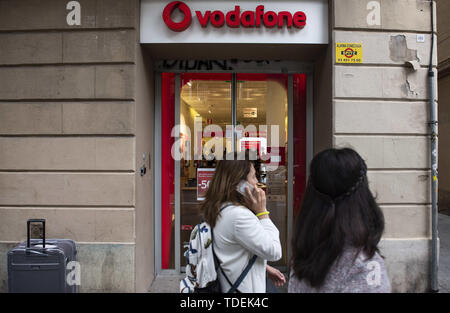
(181, 225, 193, 231)
(197, 168, 215, 200)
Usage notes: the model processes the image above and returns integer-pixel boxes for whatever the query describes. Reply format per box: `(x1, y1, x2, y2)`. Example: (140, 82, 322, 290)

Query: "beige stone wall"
(134, 43, 155, 292)
(0, 0, 148, 292)
(332, 0, 436, 292)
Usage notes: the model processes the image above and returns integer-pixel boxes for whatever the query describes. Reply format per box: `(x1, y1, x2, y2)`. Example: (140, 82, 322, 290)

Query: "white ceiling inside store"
(180, 79, 270, 125)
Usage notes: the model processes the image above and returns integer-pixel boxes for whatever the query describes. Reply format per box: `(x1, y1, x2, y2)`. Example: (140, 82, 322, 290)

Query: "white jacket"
(213, 203, 282, 293)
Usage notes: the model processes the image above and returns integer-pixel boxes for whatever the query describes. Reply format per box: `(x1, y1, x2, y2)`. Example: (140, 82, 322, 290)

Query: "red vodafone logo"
(162, 1, 307, 31)
(162, 1, 192, 32)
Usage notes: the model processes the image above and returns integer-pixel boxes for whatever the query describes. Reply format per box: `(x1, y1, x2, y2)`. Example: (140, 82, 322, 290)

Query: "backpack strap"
(211, 238, 234, 290)
(227, 255, 257, 294)
(212, 203, 258, 293)
(219, 203, 234, 212)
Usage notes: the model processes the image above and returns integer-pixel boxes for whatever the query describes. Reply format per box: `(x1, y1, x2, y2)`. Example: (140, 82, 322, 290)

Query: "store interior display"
(161, 72, 306, 270)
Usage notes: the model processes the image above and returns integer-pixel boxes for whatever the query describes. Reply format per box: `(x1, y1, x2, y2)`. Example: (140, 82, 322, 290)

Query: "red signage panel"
(197, 168, 215, 200)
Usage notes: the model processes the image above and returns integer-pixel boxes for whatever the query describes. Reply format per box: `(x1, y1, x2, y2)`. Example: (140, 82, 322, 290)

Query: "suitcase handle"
(27, 219, 45, 249)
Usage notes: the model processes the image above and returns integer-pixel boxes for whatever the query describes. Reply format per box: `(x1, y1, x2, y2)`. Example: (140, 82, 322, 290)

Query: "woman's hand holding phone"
(245, 186, 268, 218)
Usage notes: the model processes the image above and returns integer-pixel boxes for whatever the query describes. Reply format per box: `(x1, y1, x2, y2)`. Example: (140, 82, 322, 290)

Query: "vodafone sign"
(162, 1, 192, 31)
(162, 1, 306, 32)
(141, 0, 328, 44)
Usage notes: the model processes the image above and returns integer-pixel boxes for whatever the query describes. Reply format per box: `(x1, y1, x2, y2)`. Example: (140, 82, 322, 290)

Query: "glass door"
(159, 72, 307, 272)
(179, 73, 233, 268)
(235, 74, 288, 267)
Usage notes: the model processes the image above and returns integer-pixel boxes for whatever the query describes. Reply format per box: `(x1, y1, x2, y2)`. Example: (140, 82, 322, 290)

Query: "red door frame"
(160, 72, 307, 270)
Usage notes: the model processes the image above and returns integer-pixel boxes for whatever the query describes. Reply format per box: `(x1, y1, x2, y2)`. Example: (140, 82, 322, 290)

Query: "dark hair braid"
(312, 159, 368, 203)
(334, 160, 367, 202)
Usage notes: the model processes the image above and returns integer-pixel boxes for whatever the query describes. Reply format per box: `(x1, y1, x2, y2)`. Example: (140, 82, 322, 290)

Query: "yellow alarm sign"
(336, 43, 363, 64)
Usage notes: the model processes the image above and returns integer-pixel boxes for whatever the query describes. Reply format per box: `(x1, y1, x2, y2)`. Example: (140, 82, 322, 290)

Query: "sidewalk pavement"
(439, 213, 450, 293)
(149, 274, 184, 293)
(148, 273, 288, 293)
(148, 214, 450, 293)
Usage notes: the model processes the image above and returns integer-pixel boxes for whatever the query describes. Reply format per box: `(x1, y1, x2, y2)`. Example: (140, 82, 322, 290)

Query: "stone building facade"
(0, 0, 438, 292)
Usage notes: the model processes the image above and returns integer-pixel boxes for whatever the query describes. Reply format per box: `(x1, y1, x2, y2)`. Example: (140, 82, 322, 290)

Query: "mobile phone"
(236, 180, 254, 198)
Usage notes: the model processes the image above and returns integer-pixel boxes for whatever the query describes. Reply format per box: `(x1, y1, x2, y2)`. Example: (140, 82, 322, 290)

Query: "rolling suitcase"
(7, 219, 78, 293)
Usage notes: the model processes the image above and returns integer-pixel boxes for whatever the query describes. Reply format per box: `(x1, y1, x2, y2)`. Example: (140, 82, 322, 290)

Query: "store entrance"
(156, 65, 310, 274)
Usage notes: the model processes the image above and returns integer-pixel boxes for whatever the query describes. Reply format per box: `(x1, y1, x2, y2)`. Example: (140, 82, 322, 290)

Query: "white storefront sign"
(141, 0, 328, 44)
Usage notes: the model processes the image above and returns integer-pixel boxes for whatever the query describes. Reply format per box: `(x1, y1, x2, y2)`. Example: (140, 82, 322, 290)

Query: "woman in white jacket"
(200, 155, 284, 293)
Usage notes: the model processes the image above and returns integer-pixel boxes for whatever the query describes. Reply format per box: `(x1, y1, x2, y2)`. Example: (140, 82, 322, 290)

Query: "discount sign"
(197, 168, 216, 200)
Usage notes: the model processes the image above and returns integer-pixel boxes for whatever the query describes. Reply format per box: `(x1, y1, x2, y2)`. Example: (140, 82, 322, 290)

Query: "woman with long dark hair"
(289, 148, 391, 292)
(200, 153, 284, 293)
